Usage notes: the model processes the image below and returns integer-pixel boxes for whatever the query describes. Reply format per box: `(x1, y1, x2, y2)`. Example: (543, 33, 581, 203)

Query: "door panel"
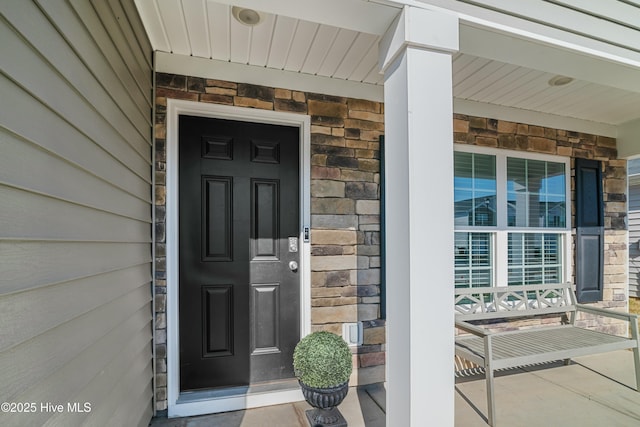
(202, 285, 233, 357)
(179, 115, 300, 391)
(252, 179, 279, 259)
(252, 284, 280, 353)
(202, 176, 232, 261)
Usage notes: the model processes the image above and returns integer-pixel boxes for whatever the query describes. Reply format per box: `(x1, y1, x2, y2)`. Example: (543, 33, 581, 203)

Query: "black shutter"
(575, 158, 604, 303)
(380, 135, 386, 319)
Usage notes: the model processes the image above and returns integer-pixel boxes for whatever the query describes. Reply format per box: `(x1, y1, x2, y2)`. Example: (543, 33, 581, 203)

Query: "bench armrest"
(455, 319, 489, 337)
(576, 304, 639, 323)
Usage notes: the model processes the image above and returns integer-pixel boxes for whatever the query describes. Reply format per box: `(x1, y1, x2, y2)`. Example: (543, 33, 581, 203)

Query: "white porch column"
(380, 6, 459, 426)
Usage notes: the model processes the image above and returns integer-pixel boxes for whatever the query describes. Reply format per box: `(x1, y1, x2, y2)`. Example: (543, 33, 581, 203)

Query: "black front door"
(178, 115, 300, 391)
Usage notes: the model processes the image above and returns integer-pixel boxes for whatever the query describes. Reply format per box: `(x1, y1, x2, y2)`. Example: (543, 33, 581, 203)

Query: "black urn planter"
(300, 380, 349, 427)
(294, 331, 353, 427)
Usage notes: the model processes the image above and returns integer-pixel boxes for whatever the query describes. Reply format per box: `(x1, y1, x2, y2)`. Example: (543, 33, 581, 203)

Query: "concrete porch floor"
(150, 351, 640, 426)
(149, 384, 386, 427)
(456, 350, 640, 426)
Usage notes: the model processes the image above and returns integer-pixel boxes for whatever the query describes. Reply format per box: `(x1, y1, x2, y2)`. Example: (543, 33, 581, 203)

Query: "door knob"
(289, 261, 298, 272)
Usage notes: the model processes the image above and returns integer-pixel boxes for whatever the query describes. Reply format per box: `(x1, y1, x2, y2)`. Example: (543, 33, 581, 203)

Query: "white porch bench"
(455, 283, 640, 427)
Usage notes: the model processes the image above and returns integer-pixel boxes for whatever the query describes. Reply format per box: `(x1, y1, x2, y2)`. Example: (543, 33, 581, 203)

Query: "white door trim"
(165, 99, 311, 417)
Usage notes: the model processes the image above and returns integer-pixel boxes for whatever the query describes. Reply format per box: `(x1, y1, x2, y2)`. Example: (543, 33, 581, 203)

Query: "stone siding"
(153, 73, 384, 411)
(454, 114, 628, 334)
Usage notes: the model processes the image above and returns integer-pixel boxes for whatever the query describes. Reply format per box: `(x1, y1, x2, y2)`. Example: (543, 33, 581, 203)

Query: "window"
(455, 232, 493, 288)
(454, 146, 570, 289)
(507, 158, 566, 228)
(454, 152, 496, 227)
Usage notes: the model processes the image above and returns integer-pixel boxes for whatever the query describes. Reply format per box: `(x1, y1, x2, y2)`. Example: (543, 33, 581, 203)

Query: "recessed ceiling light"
(548, 75, 574, 87)
(232, 6, 263, 26)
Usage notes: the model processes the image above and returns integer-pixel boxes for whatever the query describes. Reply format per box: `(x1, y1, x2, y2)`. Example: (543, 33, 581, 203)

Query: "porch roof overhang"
(135, 0, 640, 156)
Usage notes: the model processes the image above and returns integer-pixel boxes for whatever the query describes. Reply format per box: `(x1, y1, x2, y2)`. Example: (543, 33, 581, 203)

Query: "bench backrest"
(455, 283, 576, 321)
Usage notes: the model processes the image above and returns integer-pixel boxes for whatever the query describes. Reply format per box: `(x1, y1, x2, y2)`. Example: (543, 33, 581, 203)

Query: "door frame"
(165, 99, 311, 417)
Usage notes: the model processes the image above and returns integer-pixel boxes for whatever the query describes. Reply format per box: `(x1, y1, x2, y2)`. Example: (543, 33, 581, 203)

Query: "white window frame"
(454, 144, 572, 287)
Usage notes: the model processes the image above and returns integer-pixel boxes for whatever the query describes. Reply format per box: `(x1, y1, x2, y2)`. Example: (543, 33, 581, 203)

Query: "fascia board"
(416, 0, 640, 69)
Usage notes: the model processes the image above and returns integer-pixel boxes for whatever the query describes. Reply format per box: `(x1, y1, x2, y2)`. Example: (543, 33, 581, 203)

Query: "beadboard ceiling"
(452, 53, 640, 126)
(137, 0, 640, 127)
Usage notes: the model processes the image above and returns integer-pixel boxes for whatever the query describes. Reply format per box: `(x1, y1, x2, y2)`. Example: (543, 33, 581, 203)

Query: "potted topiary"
(293, 331, 353, 427)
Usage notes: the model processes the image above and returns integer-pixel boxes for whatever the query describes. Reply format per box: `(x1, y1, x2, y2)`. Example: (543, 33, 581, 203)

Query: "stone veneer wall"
(453, 114, 628, 335)
(153, 73, 385, 411)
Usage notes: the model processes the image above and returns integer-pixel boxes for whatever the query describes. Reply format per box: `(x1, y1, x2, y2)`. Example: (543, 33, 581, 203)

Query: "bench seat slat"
(456, 326, 635, 370)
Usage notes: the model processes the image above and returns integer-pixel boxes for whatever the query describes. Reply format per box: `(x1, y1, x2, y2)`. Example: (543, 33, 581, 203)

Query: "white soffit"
(452, 52, 640, 126)
(139, 0, 640, 131)
(204, 0, 399, 35)
(459, 24, 640, 94)
(135, 0, 386, 85)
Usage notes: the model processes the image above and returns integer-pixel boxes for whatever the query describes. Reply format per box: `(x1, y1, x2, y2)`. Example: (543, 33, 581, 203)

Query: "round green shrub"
(293, 331, 353, 388)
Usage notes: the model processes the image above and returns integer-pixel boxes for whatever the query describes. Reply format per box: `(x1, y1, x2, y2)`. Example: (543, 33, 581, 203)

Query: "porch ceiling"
(136, 0, 640, 128)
